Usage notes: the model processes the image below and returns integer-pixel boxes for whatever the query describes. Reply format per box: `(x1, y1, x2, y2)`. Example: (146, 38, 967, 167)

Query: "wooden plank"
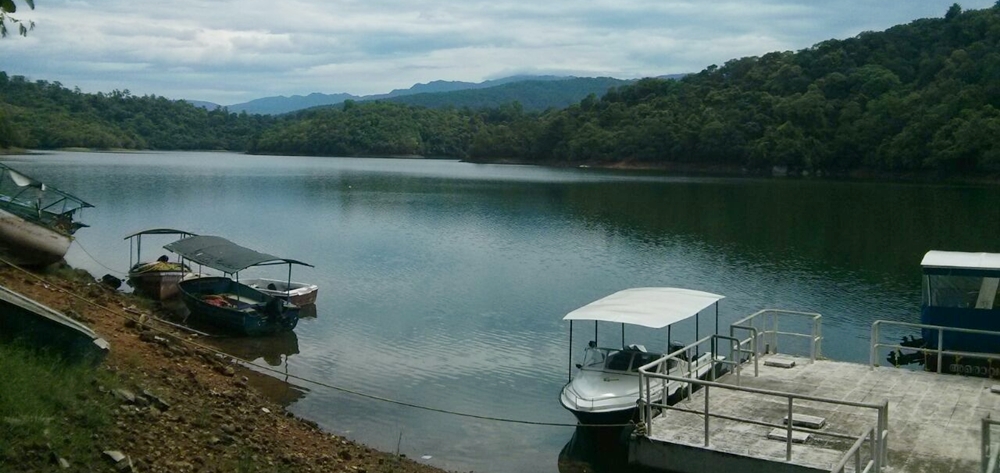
(783, 413, 826, 429)
(767, 428, 811, 443)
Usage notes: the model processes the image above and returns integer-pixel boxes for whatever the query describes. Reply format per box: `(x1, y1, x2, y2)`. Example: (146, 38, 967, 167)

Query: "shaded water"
(6, 151, 999, 473)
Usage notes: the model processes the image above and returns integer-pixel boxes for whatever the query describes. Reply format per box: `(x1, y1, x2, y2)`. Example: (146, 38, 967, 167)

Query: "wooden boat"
(0, 163, 92, 266)
(0, 284, 109, 363)
(242, 278, 318, 306)
(164, 235, 314, 336)
(124, 228, 198, 300)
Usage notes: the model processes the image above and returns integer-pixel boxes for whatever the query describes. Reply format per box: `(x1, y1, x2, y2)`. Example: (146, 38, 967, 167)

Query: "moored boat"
(178, 276, 299, 336)
(124, 228, 198, 300)
(0, 163, 92, 266)
(164, 235, 314, 336)
(559, 287, 723, 425)
(890, 250, 1000, 376)
(243, 278, 318, 306)
(0, 284, 109, 363)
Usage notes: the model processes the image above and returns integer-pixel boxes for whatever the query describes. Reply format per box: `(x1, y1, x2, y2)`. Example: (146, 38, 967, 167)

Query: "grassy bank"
(0, 342, 119, 471)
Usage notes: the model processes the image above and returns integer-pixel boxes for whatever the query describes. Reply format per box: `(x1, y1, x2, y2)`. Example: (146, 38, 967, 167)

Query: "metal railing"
(638, 353, 888, 470)
(731, 309, 823, 364)
(830, 426, 877, 473)
(637, 314, 888, 472)
(870, 320, 1000, 373)
(984, 414, 1000, 473)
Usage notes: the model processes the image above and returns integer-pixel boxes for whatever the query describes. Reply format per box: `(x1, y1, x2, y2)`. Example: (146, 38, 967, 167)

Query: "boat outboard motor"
(263, 297, 285, 322)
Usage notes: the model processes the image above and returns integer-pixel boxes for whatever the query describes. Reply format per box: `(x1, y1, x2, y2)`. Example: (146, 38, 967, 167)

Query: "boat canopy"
(563, 287, 725, 329)
(124, 228, 197, 240)
(921, 251, 1000, 276)
(0, 162, 94, 213)
(164, 235, 313, 275)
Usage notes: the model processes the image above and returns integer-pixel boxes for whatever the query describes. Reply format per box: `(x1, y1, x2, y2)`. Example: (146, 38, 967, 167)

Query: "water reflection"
(206, 330, 300, 367)
(558, 426, 664, 473)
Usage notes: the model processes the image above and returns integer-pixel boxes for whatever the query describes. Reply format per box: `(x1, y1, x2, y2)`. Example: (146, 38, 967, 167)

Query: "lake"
(5, 150, 999, 473)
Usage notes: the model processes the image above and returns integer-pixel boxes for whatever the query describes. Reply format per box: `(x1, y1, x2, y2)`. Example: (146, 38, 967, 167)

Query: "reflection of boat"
(558, 426, 631, 473)
(0, 284, 109, 363)
(0, 163, 92, 266)
(208, 330, 299, 366)
(124, 228, 198, 300)
(891, 251, 1000, 376)
(243, 278, 318, 306)
(559, 288, 723, 425)
(165, 235, 313, 336)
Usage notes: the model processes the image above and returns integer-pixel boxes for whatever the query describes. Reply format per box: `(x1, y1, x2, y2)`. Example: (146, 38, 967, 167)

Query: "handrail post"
(937, 329, 944, 374)
(642, 371, 651, 436)
(704, 384, 710, 447)
(786, 397, 793, 461)
(871, 321, 879, 369)
(983, 414, 990, 473)
(879, 401, 889, 470)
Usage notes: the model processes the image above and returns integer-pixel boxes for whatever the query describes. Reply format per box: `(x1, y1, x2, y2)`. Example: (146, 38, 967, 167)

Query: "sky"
(1, 0, 995, 105)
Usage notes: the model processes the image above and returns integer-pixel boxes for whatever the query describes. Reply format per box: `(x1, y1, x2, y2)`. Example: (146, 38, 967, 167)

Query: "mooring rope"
(0, 257, 635, 429)
(71, 239, 127, 276)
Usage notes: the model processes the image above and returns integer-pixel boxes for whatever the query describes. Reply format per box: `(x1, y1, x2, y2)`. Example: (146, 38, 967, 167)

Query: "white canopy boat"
(559, 287, 724, 425)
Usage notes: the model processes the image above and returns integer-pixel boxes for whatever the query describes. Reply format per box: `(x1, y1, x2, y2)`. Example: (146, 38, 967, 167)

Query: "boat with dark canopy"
(164, 235, 314, 336)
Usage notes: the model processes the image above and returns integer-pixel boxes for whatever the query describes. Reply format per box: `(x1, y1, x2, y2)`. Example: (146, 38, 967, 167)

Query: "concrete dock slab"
(634, 354, 1000, 473)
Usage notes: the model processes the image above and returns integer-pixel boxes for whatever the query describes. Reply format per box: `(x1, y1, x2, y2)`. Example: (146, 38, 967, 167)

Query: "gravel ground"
(0, 264, 450, 473)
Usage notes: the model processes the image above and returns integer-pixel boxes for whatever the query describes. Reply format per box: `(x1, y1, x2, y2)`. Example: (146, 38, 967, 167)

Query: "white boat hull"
(243, 278, 318, 306)
(560, 353, 715, 425)
(0, 208, 71, 266)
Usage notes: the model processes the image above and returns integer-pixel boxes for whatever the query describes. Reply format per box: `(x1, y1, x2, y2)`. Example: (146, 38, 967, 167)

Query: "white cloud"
(1, 0, 994, 104)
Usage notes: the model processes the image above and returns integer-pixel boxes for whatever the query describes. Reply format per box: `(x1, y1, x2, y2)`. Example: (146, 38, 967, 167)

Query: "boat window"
(580, 347, 609, 369)
(629, 352, 661, 372)
(605, 351, 633, 372)
(924, 275, 1000, 309)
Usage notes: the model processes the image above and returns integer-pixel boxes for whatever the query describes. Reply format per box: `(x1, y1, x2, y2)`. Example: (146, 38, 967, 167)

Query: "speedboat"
(0, 163, 92, 266)
(559, 287, 724, 425)
(124, 228, 198, 300)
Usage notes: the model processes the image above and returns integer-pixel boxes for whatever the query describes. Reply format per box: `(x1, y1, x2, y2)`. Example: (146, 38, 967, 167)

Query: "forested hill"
(0, 76, 275, 150)
(512, 3, 1000, 174)
(252, 4, 1000, 174)
(382, 77, 632, 111)
(2, 4, 1000, 177)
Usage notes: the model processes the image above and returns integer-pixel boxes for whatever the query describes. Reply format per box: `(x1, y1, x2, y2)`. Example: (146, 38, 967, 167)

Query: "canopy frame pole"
(668, 325, 672, 352)
(621, 323, 625, 349)
(696, 311, 700, 359)
(568, 321, 574, 382)
(594, 321, 598, 345)
(715, 302, 720, 335)
(287, 264, 293, 298)
(136, 235, 141, 267)
(129, 237, 134, 268)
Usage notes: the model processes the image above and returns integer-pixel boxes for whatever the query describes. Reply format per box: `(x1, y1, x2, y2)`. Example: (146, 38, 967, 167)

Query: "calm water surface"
(6, 151, 1000, 473)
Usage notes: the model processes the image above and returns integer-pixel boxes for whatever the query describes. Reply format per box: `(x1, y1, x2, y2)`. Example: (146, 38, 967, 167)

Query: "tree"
(0, 0, 34, 37)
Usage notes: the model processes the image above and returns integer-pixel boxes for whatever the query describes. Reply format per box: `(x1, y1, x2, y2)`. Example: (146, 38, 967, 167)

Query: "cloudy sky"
(1, 0, 994, 105)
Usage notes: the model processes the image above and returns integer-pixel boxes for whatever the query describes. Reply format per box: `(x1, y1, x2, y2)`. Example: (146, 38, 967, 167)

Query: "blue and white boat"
(908, 250, 1000, 375)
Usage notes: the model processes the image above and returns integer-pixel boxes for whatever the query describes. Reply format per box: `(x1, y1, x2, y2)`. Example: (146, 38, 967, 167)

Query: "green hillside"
(3, 4, 1000, 178)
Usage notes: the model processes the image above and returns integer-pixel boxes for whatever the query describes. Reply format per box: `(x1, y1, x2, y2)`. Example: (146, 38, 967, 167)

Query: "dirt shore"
(0, 263, 450, 473)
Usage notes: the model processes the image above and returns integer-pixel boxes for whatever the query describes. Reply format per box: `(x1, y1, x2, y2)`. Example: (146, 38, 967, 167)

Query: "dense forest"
(0, 75, 275, 150)
(3, 4, 1000, 176)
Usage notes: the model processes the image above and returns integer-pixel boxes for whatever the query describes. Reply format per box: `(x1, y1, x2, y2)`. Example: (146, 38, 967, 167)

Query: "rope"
(0, 257, 634, 429)
(71, 239, 127, 276)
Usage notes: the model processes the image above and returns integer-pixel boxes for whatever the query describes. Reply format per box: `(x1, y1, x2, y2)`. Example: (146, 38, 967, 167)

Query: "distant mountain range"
(187, 74, 687, 115)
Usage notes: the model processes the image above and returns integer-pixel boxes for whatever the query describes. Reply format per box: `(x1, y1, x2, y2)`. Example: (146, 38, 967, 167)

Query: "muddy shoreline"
(0, 263, 450, 473)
